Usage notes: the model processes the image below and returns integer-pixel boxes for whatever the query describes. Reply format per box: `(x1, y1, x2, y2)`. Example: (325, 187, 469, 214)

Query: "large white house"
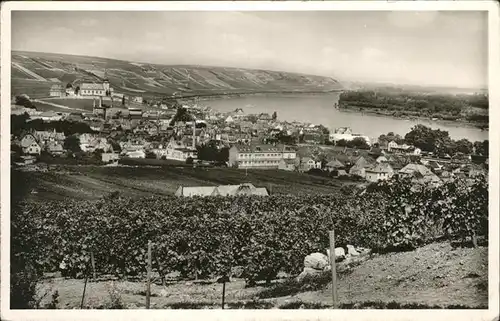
(228, 144, 297, 169)
(164, 141, 197, 162)
(365, 163, 394, 182)
(80, 79, 112, 97)
(329, 127, 371, 146)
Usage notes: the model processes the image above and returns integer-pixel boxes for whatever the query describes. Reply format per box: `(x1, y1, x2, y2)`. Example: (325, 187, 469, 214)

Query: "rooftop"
(81, 83, 105, 90)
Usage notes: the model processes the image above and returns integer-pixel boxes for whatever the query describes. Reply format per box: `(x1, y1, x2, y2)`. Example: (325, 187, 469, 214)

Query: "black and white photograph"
(1, 1, 499, 320)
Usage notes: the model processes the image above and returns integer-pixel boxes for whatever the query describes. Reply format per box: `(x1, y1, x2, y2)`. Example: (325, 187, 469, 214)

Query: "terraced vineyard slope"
(11, 51, 342, 99)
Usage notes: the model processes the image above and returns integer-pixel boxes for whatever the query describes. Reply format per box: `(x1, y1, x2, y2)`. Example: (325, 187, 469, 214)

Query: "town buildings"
(399, 163, 442, 185)
(228, 144, 297, 169)
(80, 79, 112, 97)
(10, 89, 487, 185)
(20, 134, 41, 155)
(329, 127, 371, 146)
(296, 156, 322, 172)
(49, 84, 65, 97)
(388, 141, 421, 155)
(365, 163, 394, 182)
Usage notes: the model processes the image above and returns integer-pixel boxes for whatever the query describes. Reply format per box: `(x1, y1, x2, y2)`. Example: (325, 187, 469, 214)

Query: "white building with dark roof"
(365, 163, 394, 182)
(228, 144, 297, 169)
(175, 183, 269, 197)
(80, 79, 112, 97)
(399, 163, 441, 185)
(49, 84, 65, 97)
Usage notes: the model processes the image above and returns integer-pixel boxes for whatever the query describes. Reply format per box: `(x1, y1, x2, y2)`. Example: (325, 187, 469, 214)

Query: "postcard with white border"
(1, 1, 499, 321)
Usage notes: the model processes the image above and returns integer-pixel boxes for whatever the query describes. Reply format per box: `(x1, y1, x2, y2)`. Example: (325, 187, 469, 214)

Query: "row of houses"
(321, 150, 484, 184)
(49, 79, 113, 98)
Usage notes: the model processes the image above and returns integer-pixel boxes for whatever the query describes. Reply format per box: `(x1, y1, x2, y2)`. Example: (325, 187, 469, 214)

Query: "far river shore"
(338, 107, 489, 132)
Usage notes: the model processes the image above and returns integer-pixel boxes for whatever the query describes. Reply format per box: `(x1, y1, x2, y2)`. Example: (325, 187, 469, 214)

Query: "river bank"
(338, 107, 488, 131)
(201, 92, 488, 141)
(181, 91, 488, 134)
(177, 90, 343, 103)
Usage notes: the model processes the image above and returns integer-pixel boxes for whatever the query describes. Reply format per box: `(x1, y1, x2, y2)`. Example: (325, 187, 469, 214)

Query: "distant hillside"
(11, 51, 342, 99)
(341, 80, 486, 95)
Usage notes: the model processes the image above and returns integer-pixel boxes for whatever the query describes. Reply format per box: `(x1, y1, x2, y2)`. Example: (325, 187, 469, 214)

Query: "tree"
(170, 107, 193, 125)
(218, 147, 230, 162)
(15, 96, 36, 109)
(63, 135, 81, 154)
(109, 140, 122, 153)
(336, 139, 349, 147)
(379, 131, 404, 145)
(145, 151, 157, 159)
(93, 148, 105, 161)
(276, 131, 296, 145)
(474, 140, 489, 156)
(453, 138, 473, 155)
(351, 137, 370, 149)
(272, 111, 277, 121)
(11, 143, 23, 155)
(247, 115, 258, 124)
(11, 113, 30, 136)
(404, 124, 451, 153)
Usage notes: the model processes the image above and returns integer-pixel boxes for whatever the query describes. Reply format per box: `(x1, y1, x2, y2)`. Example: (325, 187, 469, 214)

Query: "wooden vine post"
(146, 240, 152, 309)
(217, 275, 230, 309)
(90, 251, 97, 281)
(80, 260, 90, 309)
(329, 230, 338, 308)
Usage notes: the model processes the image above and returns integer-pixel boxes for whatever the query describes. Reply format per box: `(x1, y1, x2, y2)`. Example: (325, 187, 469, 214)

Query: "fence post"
(146, 240, 152, 309)
(217, 275, 229, 309)
(80, 263, 90, 309)
(91, 251, 97, 281)
(221, 281, 226, 309)
(329, 230, 338, 308)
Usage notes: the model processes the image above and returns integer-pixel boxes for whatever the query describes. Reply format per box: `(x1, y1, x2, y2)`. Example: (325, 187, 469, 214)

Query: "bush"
(10, 262, 41, 309)
(15, 95, 36, 109)
(11, 200, 45, 309)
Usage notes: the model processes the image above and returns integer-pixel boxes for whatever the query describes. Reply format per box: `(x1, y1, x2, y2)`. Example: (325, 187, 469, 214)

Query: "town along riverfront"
(204, 92, 488, 142)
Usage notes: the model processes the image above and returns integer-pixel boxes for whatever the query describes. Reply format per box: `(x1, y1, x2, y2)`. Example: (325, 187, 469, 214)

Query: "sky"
(12, 10, 488, 88)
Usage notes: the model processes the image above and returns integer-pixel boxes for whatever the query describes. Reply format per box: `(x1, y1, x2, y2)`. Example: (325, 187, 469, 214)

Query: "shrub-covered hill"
(11, 50, 342, 99)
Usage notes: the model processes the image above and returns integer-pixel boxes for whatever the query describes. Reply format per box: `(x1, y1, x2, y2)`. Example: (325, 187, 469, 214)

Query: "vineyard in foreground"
(12, 175, 488, 289)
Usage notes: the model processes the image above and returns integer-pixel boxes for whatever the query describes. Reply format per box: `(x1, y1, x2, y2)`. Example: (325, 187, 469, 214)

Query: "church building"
(79, 71, 113, 97)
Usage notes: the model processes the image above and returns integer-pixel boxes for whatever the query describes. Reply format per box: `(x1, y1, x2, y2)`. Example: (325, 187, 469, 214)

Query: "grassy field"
(13, 166, 356, 201)
(36, 241, 487, 309)
(39, 98, 96, 112)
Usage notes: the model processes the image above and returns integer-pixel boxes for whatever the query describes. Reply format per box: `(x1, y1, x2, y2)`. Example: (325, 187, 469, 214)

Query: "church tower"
(103, 69, 110, 95)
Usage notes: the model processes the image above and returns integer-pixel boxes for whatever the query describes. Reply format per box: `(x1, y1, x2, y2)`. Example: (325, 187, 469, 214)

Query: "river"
(204, 93, 488, 142)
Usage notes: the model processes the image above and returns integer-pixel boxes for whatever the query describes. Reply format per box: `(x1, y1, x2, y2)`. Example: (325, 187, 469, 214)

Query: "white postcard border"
(1, 2, 498, 321)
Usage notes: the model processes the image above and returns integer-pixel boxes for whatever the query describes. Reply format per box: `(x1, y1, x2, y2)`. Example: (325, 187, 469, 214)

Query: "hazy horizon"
(12, 11, 488, 89)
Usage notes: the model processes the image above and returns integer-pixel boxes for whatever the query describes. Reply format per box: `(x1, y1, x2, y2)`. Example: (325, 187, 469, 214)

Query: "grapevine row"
(11, 176, 488, 284)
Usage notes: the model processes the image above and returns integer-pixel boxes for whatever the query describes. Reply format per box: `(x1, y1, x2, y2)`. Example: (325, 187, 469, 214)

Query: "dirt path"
(12, 62, 46, 81)
(36, 241, 488, 309)
(33, 99, 87, 112)
(282, 242, 487, 308)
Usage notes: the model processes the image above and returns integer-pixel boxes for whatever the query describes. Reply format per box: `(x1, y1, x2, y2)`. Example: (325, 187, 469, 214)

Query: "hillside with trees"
(339, 89, 488, 128)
